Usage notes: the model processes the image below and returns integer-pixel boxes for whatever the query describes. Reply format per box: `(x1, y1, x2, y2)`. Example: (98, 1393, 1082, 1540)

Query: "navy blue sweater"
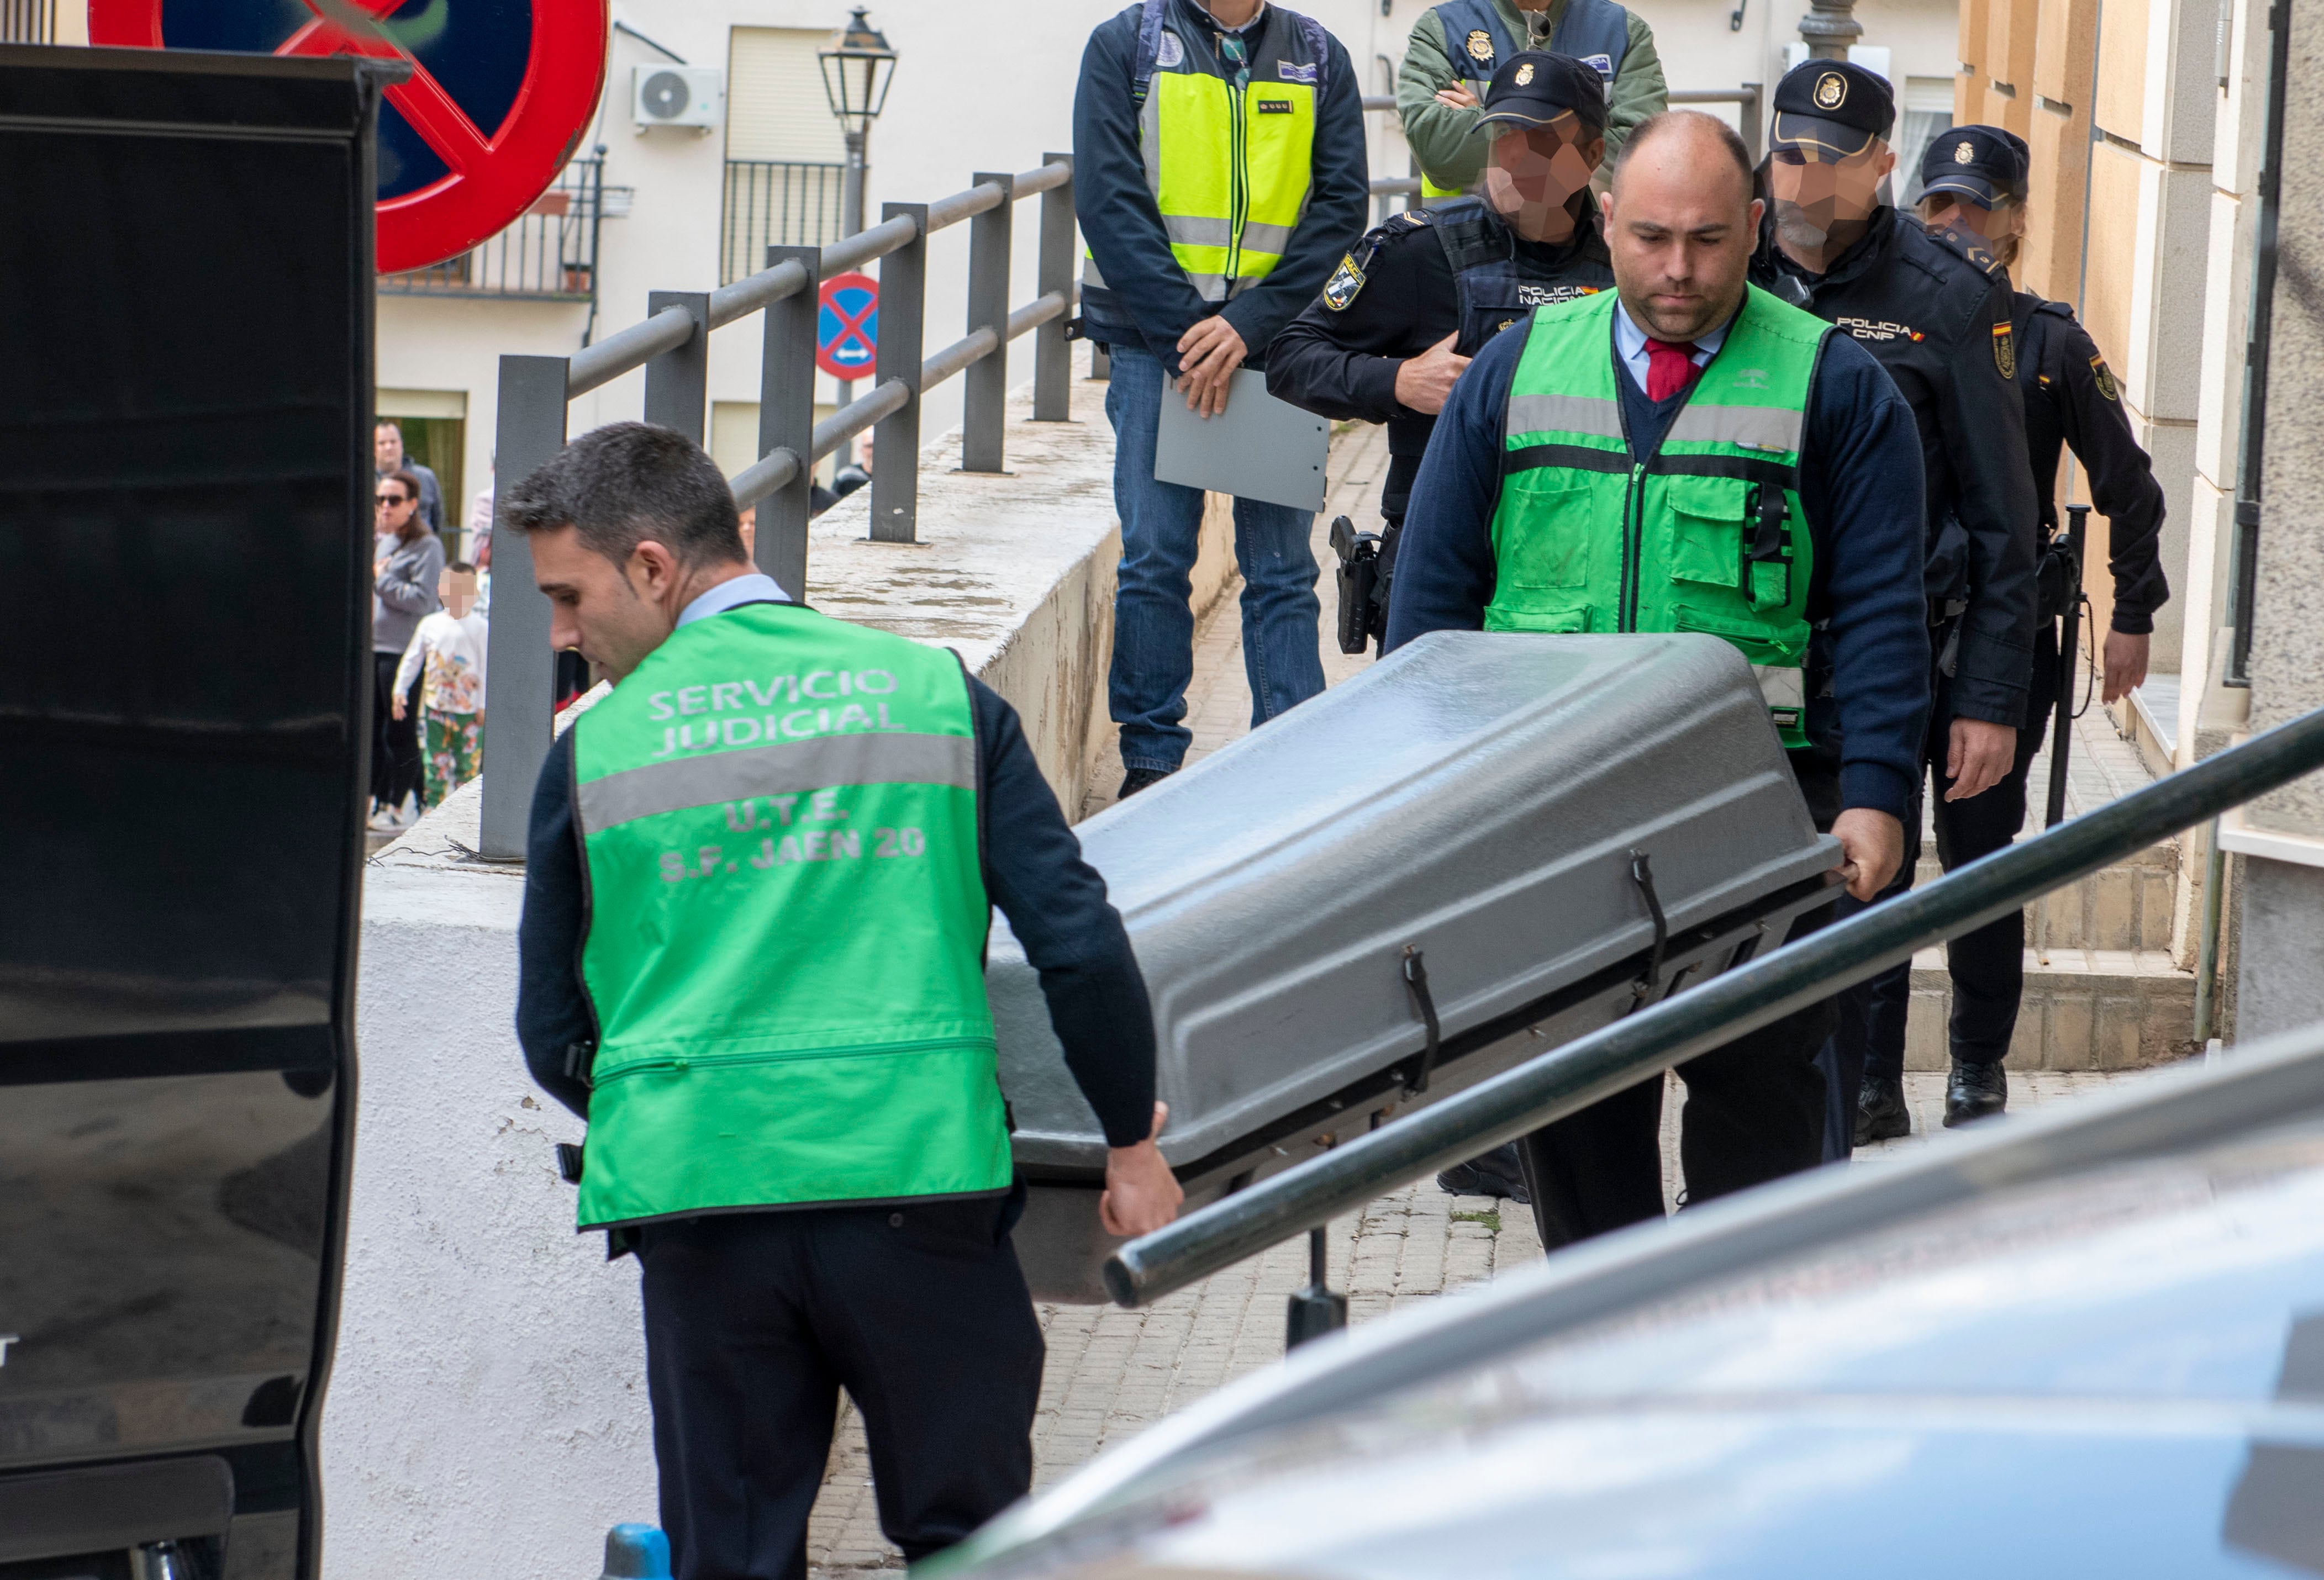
(1072, 0, 1370, 372)
(517, 675, 1157, 1149)
(1385, 309, 1933, 822)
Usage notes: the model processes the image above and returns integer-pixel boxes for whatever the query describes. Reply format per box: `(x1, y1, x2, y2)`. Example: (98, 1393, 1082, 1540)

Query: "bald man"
(1387, 110, 1931, 1248)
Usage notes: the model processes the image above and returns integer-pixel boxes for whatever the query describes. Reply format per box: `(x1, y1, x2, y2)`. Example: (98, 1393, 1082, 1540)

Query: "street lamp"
(819, 6, 897, 242)
(819, 6, 896, 411)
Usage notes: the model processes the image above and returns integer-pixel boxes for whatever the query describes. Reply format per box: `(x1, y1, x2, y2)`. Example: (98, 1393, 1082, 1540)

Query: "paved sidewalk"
(804, 422, 2149, 1574)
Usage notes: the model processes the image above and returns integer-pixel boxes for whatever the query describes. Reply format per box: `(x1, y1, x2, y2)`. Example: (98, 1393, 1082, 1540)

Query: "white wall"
(378, 0, 1962, 503)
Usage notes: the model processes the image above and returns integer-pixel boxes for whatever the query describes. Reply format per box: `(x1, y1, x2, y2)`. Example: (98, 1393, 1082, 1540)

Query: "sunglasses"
(376, 493, 410, 506)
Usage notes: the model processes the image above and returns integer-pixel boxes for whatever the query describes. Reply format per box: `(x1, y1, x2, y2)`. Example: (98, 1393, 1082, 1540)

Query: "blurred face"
(439, 568, 479, 619)
(1767, 141, 1895, 250)
(1483, 116, 1605, 240)
(528, 525, 691, 682)
(1601, 121, 1763, 342)
(1923, 192, 2026, 257)
(375, 480, 418, 537)
(374, 425, 404, 471)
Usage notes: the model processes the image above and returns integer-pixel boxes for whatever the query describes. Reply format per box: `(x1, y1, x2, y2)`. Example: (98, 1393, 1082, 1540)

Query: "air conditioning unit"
(633, 65, 722, 132)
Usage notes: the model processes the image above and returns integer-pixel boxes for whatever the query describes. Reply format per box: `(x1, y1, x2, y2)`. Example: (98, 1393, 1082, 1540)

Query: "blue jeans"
(1103, 342, 1325, 771)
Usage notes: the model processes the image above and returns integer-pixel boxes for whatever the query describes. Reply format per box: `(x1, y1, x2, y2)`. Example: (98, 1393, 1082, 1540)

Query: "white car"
(925, 1028, 2324, 1579)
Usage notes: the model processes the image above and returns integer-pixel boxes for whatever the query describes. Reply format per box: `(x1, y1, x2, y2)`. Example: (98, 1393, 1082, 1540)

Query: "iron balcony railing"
(1107, 704, 2324, 1314)
(721, 160, 847, 286)
(479, 155, 1078, 859)
(381, 157, 613, 303)
(0, 0, 54, 43)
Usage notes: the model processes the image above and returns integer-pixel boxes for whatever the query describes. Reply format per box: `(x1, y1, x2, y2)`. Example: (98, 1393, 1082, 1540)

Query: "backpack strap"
(1131, 0, 1171, 104)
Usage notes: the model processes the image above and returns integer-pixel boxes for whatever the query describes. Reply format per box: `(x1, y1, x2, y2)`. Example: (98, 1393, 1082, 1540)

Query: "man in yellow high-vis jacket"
(1073, 0, 1368, 796)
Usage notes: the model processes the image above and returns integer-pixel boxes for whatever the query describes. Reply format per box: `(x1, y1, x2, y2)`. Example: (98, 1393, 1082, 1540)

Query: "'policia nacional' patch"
(2091, 355, 2120, 402)
(1465, 28, 1495, 63)
(1991, 320, 2017, 381)
(1323, 252, 1367, 310)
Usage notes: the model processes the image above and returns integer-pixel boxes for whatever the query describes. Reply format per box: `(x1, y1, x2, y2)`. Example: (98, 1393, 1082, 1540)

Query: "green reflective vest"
(1084, 4, 1328, 305)
(568, 603, 1009, 1229)
(1487, 285, 1827, 748)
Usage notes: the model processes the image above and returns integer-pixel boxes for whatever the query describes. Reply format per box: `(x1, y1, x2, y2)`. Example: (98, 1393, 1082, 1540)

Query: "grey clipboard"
(1152, 367, 1330, 513)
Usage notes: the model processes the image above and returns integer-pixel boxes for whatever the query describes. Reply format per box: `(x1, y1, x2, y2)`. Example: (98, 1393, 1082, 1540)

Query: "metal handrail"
(1105, 704, 2324, 1308)
(567, 303, 694, 398)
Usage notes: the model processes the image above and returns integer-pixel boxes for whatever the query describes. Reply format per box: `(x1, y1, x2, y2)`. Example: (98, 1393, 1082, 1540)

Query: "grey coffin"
(990, 630, 1843, 1302)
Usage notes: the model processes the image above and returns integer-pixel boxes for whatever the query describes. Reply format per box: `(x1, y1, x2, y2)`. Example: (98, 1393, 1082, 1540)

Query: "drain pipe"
(2226, 0, 2291, 689)
(2197, 0, 2291, 1035)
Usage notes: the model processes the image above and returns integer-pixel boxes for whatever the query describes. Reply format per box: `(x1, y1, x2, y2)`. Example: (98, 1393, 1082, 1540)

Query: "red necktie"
(1644, 337, 1700, 402)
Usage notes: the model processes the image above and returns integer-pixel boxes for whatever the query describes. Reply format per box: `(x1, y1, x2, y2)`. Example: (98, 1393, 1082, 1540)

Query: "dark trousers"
(371, 651, 423, 807)
(635, 1198, 1044, 1580)
(1833, 625, 2060, 1122)
(1516, 749, 1841, 1250)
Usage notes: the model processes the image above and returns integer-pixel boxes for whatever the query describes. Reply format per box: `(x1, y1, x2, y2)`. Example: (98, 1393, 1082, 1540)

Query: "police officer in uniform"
(1848, 126, 2173, 1140)
(1388, 110, 1932, 1247)
(1270, 50, 1615, 640)
(1746, 63, 2041, 1154)
(1397, 0, 1666, 196)
(508, 425, 1184, 1578)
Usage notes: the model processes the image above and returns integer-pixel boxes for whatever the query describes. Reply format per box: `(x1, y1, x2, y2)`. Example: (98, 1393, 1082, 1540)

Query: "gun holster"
(1328, 514, 1383, 656)
(2034, 525, 2081, 626)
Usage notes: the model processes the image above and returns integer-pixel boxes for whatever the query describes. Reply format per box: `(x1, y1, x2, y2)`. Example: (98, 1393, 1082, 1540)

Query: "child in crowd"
(392, 562, 488, 810)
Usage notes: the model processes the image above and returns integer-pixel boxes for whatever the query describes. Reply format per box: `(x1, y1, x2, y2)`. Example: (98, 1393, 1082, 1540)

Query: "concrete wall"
(321, 358, 1237, 1570)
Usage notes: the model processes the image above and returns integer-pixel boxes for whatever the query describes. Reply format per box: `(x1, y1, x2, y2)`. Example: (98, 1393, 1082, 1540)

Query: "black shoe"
(1119, 765, 1176, 799)
(1854, 1074, 1911, 1146)
(1944, 1059, 2007, 1127)
(1435, 1142, 1530, 1206)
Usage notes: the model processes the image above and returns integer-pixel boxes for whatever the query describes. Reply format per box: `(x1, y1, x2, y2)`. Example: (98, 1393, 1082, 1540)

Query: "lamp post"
(820, 6, 898, 411)
(1798, 0, 1859, 59)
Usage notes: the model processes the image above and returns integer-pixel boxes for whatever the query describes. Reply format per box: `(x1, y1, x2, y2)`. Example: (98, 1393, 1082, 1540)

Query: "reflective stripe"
(1182, 272, 1259, 302)
(1082, 255, 1109, 289)
(1664, 403, 1805, 457)
(1239, 219, 1296, 255)
(1506, 392, 1625, 442)
(577, 732, 976, 832)
(1754, 664, 1806, 712)
(1164, 214, 1235, 247)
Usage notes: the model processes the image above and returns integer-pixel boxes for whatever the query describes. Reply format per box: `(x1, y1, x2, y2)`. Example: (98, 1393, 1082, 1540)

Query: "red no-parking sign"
(89, 0, 609, 274)
(816, 272, 879, 380)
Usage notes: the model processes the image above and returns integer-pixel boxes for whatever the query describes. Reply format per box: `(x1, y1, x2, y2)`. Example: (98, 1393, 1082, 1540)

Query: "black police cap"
(1769, 59, 1896, 157)
(1477, 50, 1609, 137)
(1920, 123, 2030, 207)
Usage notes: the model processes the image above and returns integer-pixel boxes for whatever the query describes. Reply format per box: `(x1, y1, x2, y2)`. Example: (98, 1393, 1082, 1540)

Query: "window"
(1895, 78, 1958, 208)
(723, 27, 849, 284)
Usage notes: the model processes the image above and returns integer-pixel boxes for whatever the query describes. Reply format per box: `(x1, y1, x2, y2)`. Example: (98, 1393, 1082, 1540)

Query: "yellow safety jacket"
(1086, 0, 1334, 304)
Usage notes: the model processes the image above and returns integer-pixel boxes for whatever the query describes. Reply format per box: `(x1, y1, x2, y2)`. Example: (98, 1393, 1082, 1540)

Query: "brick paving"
(804, 422, 2149, 1574)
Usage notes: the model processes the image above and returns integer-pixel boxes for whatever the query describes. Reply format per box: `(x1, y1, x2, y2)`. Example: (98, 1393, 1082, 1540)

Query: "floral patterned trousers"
(423, 709, 484, 809)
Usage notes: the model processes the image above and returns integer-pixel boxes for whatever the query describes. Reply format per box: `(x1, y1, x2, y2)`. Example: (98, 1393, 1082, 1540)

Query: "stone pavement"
(804, 421, 2152, 1574)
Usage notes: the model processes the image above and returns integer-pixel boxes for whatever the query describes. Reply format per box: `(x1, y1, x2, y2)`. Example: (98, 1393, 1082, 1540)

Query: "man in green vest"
(506, 424, 1182, 1577)
(1385, 111, 1932, 1247)
(1398, 0, 1667, 197)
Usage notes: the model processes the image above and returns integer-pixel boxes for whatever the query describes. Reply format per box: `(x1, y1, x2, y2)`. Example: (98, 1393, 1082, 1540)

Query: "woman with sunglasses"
(372, 469, 444, 829)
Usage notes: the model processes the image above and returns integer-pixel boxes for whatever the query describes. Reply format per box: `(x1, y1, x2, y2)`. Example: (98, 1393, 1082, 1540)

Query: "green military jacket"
(1396, 0, 1667, 193)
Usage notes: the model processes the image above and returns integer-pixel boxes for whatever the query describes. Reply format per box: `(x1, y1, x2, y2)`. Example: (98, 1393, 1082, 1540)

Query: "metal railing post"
(962, 172, 1015, 472)
(478, 354, 569, 861)
(757, 245, 820, 600)
(641, 290, 710, 443)
(1740, 82, 1763, 167)
(1034, 153, 1074, 422)
(869, 201, 928, 542)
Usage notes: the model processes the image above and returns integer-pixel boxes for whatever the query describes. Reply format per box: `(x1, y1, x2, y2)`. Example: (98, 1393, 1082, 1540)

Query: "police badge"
(1323, 252, 1366, 311)
(1814, 71, 1847, 109)
(2091, 355, 2120, 402)
(1464, 28, 1494, 64)
(1992, 320, 2017, 381)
